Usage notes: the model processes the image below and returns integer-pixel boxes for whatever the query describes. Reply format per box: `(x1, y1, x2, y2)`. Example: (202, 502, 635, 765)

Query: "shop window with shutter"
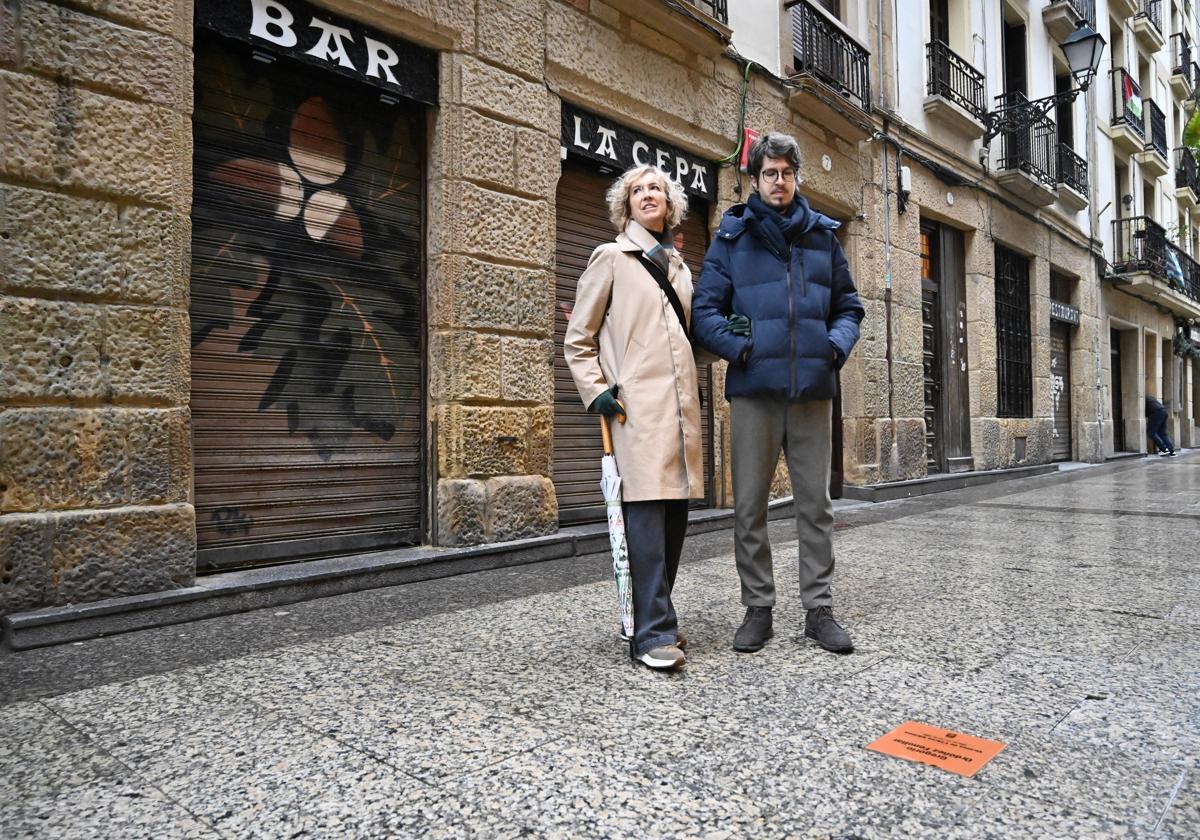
(189, 35, 426, 569)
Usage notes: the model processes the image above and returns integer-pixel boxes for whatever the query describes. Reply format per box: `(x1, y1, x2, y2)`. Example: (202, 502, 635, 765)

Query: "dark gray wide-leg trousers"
(730, 396, 835, 609)
(623, 499, 689, 655)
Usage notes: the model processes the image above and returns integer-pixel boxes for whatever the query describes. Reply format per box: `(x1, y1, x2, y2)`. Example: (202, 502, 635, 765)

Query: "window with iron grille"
(995, 245, 1032, 418)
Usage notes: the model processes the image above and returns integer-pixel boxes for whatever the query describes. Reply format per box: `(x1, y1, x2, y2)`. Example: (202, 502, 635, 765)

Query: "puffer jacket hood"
(692, 194, 865, 402)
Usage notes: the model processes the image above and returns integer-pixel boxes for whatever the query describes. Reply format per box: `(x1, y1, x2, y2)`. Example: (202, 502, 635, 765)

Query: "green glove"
(589, 386, 627, 420)
(727, 314, 752, 337)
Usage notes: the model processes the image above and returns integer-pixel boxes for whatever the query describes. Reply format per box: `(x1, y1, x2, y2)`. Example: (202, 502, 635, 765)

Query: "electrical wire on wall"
(713, 55, 756, 196)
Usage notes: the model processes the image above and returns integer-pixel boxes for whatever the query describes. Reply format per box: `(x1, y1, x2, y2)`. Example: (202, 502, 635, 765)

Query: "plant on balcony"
(1181, 90, 1200, 146)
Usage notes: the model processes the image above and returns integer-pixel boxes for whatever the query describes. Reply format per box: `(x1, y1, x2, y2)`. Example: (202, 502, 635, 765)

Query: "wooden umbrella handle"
(598, 400, 626, 456)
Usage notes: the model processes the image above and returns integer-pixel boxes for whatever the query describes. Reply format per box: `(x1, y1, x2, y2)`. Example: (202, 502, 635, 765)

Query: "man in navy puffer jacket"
(693, 132, 865, 655)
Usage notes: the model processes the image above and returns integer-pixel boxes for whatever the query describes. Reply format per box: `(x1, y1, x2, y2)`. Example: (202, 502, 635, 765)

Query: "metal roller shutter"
(553, 164, 713, 523)
(1050, 322, 1072, 461)
(190, 35, 425, 570)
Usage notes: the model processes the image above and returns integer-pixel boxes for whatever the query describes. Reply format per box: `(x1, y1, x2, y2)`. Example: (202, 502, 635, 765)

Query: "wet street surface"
(2, 453, 1197, 838)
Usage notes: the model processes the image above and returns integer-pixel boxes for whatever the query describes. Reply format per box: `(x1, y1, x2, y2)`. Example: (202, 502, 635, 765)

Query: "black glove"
(727, 314, 752, 337)
(589, 386, 627, 421)
(829, 343, 841, 366)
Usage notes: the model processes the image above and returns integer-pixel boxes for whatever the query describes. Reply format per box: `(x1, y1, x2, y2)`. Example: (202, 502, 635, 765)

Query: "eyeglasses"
(759, 168, 796, 183)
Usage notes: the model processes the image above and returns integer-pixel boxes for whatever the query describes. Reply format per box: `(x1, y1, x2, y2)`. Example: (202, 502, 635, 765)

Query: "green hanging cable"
(716, 59, 755, 166)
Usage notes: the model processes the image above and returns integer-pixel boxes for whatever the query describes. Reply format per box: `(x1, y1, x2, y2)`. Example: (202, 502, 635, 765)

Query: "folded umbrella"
(598, 413, 634, 654)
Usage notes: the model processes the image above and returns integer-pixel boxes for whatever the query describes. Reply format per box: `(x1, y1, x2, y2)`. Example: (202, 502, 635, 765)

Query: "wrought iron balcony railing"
(1067, 0, 1096, 25)
(1137, 0, 1164, 35)
(926, 39, 985, 120)
(1147, 100, 1168, 159)
(1111, 68, 1147, 140)
(685, 0, 727, 23)
(1176, 147, 1200, 199)
(1057, 143, 1088, 197)
(1112, 216, 1168, 277)
(995, 92, 1058, 187)
(1112, 219, 1200, 304)
(1172, 33, 1192, 79)
(790, 0, 871, 111)
(1169, 244, 1200, 303)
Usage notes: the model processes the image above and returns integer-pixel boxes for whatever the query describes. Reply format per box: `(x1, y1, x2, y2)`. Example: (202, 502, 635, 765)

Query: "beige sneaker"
(639, 645, 685, 670)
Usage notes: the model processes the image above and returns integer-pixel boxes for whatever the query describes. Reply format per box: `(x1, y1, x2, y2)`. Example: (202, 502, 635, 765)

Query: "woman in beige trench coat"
(564, 165, 705, 670)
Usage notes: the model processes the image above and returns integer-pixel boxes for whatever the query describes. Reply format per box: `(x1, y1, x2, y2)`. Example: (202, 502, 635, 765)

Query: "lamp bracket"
(982, 87, 1085, 148)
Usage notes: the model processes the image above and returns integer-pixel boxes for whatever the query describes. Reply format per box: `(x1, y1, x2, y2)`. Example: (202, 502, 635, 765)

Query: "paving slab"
(1, 454, 1198, 837)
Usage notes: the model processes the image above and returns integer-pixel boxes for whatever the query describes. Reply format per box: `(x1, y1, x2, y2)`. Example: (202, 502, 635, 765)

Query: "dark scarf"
(747, 193, 812, 256)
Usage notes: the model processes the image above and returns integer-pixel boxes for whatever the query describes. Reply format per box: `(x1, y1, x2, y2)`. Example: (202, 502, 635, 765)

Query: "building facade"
(2, 0, 1196, 619)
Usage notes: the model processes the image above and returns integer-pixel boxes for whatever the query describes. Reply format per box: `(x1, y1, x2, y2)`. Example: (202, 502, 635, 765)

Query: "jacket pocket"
(618, 333, 647, 387)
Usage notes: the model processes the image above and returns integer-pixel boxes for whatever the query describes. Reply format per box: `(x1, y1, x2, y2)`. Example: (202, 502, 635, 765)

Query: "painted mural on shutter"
(190, 36, 425, 569)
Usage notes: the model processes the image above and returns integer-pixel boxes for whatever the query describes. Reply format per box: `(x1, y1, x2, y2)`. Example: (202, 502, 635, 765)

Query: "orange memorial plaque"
(866, 720, 1006, 777)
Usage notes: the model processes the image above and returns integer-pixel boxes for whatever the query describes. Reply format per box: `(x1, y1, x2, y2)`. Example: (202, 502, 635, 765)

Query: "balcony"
(1134, 100, 1170, 179)
(1109, 0, 1138, 16)
(686, 0, 727, 22)
(1176, 148, 1200, 212)
(1043, 0, 1095, 42)
(1105, 68, 1147, 157)
(605, 0, 731, 58)
(1056, 143, 1089, 212)
(924, 40, 986, 139)
(994, 92, 1059, 206)
(1133, 0, 1166, 53)
(786, 0, 872, 140)
(1110, 217, 1200, 318)
(1171, 34, 1194, 99)
(1170, 246, 1200, 313)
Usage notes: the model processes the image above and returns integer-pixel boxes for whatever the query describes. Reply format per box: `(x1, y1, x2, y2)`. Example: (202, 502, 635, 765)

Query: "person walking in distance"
(692, 132, 865, 654)
(1145, 394, 1177, 456)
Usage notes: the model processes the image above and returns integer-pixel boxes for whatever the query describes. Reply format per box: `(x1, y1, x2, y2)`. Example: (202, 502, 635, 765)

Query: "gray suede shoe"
(733, 606, 773, 652)
(805, 606, 854, 653)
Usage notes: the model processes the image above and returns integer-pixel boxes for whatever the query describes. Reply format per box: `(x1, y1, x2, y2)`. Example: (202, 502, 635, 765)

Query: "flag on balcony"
(1124, 74, 1143, 120)
(1166, 247, 1185, 289)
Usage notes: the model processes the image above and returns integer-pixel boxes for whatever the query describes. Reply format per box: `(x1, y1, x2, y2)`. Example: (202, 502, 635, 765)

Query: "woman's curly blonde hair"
(605, 165, 689, 232)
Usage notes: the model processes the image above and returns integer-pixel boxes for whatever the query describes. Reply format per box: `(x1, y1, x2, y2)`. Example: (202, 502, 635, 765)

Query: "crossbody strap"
(634, 253, 689, 339)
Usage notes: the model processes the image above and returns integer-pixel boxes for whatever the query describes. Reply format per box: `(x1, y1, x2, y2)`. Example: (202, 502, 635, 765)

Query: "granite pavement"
(2, 453, 1198, 838)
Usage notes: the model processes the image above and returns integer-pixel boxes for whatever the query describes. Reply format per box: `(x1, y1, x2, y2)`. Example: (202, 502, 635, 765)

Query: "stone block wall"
(1, 0, 1126, 614)
(0, 0, 195, 613)
(428, 2, 558, 546)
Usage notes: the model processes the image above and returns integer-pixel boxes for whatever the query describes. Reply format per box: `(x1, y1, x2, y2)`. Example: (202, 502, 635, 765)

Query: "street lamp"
(982, 21, 1106, 148)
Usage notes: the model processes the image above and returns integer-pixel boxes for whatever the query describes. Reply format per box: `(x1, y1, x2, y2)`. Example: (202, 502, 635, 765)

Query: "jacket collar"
(617, 222, 684, 278)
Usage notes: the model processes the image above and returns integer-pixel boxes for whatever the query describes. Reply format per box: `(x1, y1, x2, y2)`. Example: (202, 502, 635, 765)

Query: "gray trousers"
(731, 396, 835, 609)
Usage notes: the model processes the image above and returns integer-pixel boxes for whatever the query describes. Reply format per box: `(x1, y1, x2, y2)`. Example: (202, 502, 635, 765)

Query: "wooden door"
(938, 226, 972, 471)
(920, 224, 944, 472)
(1111, 328, 1126, 451)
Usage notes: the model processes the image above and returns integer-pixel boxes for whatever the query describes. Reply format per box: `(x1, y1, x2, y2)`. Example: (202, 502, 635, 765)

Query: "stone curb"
(841, 462, 1064, 502)
(1, 500, 798, 651)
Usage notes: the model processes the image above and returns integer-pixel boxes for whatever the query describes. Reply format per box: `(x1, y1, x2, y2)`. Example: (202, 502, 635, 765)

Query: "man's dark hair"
(747, 132, 802, 179)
